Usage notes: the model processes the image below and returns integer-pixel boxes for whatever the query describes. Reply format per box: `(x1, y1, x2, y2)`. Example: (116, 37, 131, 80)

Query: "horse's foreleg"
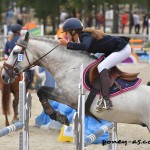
(12, 96, 19, 124)
(5, 116, 9, 126)
(37, 86, 69, 126)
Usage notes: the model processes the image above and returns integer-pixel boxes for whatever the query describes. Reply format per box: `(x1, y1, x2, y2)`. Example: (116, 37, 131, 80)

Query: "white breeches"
(97, 44, 131, 73)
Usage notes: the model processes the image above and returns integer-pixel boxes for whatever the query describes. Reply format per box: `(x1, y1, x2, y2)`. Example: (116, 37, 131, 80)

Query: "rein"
(3, 37, 59, 78)
(24, 44, 59, 71)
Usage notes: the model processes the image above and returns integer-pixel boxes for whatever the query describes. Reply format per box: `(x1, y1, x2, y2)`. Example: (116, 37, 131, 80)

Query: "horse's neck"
(29, 39, 93, 76)
(29, 39, 94, 105)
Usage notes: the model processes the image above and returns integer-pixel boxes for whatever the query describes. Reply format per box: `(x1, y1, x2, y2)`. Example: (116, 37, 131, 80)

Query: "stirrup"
(102, 99, 113, 110)
(96, 98, 112, 112)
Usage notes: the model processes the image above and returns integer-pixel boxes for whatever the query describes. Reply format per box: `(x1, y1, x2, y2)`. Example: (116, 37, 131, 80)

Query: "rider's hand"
(59, 38, 68, 46)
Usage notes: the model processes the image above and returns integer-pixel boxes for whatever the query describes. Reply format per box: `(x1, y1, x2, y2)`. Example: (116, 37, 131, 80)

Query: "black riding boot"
(97, 69, 113, 110)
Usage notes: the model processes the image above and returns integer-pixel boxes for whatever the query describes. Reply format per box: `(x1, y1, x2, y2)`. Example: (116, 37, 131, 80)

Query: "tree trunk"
(82, 0, 88, 27)
(129, 2, 133, 34)
(112, 2, 119, 33)
(51, 16, 56, 34)
(102, 0, 106, 32)
(43, 17, 47, 35)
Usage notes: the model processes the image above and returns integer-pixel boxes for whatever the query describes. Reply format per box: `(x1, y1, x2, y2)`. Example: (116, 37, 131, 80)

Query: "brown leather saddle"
(89, 60, 139, 90)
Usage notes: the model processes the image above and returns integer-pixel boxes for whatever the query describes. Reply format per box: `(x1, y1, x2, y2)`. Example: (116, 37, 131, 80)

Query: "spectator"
(87, 15, 93, 27)
(5, 8, 14, 33)
(133, 12, 140, 34)
(142, 13, 149, 34)
(3, 24, 21, 59)
(16, 14, 23, 26)
(121, 12, 128, 34)
(60, 10, 68, 23)
(96, 13, 104, 29)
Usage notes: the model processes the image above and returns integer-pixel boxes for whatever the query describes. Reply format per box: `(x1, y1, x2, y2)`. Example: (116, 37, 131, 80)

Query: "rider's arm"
(67, 33, 92, 51)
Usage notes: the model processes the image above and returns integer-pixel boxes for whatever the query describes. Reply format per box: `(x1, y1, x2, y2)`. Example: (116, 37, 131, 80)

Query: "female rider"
(59, 18, 131, 110)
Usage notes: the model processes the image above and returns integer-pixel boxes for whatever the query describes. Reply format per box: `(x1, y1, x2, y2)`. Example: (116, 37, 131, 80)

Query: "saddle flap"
(89, 61, 139, 86)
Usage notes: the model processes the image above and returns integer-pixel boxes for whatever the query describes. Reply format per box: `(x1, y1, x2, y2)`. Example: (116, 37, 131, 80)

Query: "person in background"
(3, 24, 34, 89)
(5, 8, 14, 33)
(3, 24, 21, 59)
(16, 14, 23, 26)
(59, 18, 131, 110)
(121, 12, 128, 34)
(133, 12, 140, 34)
(142, 13, 149, 34)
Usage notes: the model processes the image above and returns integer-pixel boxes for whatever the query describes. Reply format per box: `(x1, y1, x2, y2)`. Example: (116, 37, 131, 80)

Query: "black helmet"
(11, 24, 22, 33)
(62, 18, 83, 32)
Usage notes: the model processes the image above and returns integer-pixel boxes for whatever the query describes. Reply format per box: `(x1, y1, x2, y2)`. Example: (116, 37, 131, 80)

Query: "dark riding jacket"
(67, 32, 130, 57)
(4, 34, 20, 56)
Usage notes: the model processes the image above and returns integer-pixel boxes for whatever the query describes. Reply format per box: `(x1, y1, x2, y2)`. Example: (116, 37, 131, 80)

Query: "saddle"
(84, 58, 139, 117)
(89, 60, 139, 90)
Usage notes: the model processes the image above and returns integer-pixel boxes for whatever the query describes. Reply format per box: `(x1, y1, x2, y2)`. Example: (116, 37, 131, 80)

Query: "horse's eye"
(13, 51, 19, 55)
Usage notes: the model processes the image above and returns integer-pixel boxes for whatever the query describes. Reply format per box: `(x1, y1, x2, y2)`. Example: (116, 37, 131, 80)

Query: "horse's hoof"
(56, 112, 70, 126)
(50, 111, 70, 126)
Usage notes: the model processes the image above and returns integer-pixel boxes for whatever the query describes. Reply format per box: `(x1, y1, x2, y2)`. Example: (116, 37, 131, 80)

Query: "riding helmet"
(62, 18, 83, 32)
(11, 24, 22, 33)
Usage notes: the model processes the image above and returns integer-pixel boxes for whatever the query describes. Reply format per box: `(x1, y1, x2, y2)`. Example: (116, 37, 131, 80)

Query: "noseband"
(3, 38, 59, 79)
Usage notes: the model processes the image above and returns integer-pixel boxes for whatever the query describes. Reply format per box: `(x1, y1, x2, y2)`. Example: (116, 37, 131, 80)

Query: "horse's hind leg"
(37, 86, 70, 126)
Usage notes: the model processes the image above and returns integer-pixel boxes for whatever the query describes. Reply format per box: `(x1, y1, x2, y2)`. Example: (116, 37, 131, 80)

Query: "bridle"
(3, 35, 59, 79)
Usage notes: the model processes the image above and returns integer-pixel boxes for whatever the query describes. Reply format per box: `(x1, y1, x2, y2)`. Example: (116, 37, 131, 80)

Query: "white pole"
(148, 19, 150, 41)
(4, 24, 7, 36)
(149, 19, 150, 64)
(40, 25, 44, 36)
(4, 25, 7, 43)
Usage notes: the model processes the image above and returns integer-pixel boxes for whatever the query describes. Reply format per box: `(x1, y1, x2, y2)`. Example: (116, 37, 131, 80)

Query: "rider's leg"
(97, 44, 131, 110)
(99, 68, 112, 109)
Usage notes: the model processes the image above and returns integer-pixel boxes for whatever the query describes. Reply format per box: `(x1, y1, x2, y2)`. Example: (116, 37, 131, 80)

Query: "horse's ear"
(25, 31, 30, 41)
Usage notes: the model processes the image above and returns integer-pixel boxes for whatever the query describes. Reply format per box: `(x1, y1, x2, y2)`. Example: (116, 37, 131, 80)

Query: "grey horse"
(1, 32, 150, 131)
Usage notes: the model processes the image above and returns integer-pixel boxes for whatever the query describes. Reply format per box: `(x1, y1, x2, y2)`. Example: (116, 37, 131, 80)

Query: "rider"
(3, 24, 22, 59)
(59, 18, 131, 110)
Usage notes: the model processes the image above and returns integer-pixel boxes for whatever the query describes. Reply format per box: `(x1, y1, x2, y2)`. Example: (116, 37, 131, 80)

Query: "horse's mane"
(29, 36, 58, 45)
(28, 36, 92, 58)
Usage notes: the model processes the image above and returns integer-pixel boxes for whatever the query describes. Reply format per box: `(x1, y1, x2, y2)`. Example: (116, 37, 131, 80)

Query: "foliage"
(1, 0, 150, 34)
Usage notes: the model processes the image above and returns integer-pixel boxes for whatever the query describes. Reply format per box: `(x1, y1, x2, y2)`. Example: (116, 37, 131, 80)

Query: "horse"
(0, 66, 29, 126)
(1, 32, 150, 131)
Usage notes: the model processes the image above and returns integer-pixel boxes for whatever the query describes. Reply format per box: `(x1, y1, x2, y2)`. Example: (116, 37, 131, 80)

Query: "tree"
(28, 0, 62, 34)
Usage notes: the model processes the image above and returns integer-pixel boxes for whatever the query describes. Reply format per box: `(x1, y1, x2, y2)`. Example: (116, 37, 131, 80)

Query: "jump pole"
(73, 64, 118, 150)
(73, 64, 85, 150)
(0, 72, 32, 150)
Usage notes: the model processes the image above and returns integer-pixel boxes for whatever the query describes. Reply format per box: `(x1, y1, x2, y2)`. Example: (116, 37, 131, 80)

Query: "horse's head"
(1, 31, 31, 83)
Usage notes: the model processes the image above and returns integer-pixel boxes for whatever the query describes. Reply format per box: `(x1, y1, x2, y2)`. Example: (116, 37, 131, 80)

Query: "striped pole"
(84, 122, 114, 147)
(0, 122, 23, 137)
(0, 72, 32, 150)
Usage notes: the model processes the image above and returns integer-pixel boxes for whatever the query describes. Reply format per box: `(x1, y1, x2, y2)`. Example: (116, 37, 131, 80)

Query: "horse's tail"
(2, 82, 11, 116)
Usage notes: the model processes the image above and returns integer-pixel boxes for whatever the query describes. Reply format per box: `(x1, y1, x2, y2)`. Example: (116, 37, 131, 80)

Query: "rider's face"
(66, 31, 79, 42)
(66, 31, 72, 41)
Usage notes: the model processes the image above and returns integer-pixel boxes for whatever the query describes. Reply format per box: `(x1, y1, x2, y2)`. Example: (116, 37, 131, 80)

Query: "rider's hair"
(83, 28, 106, 41)
(8, 32, 14, 42)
